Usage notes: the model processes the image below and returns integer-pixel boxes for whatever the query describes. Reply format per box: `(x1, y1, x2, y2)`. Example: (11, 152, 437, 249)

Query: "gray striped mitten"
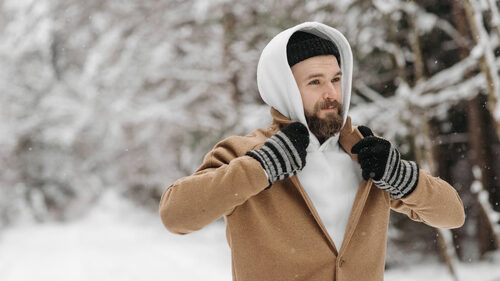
(351, 126, 419, 199)
(246, 122, 309, 189)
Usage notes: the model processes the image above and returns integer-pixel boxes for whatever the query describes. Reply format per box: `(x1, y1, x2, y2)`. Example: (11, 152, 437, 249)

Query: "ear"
(357, 126, 374, 138)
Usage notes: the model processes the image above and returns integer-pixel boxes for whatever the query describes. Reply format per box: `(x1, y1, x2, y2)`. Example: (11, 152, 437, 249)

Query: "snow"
(0, 191, 232, 281)
(373, 0, 399, 14)
(471, 166, 500, 240)
(414, 54, 478, 95)
(387, 262, 500, 281)
(1, 190, 499, 281)
(1, 0, 500, 279)
(468, 0, 500, 107)
(488, 0, 500, 28)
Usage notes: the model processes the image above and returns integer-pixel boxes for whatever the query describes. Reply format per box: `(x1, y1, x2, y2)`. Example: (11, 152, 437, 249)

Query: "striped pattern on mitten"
(246, 122, 309, 189)
(351, 126, 419, 199)
(371, 146, 419, 199)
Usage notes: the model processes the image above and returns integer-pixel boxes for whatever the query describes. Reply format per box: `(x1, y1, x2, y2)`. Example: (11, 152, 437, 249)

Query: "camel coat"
(159, 108, 465, 281)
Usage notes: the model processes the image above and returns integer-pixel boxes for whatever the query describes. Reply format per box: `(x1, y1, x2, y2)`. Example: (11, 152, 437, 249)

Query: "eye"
(332, 77, 341, 83)
(308, 79, 320, 85)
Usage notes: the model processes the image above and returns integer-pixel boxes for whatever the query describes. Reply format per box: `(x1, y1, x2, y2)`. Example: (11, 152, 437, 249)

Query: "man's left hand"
(351, 126, 419, 199)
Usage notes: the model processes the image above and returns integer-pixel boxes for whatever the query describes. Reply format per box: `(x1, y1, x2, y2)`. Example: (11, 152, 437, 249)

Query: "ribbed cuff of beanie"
(287, 32, 340, 67)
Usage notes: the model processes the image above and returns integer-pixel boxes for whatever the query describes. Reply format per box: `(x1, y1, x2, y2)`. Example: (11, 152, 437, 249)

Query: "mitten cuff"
(246, 150, 274, 189)
(373, 160, 419, 199)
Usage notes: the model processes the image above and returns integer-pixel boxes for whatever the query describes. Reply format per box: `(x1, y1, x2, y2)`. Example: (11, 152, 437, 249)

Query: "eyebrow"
(305, 71, 342, 81)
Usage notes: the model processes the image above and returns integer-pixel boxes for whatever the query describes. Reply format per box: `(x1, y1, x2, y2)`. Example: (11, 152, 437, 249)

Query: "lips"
(322, 106, 336, 110)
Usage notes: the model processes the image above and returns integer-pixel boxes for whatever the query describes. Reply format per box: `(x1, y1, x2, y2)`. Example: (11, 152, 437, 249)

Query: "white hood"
(257, 22, 354, 151)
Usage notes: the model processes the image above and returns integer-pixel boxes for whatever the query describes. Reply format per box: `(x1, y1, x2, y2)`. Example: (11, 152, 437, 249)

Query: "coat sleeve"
(389, 169, 465, 229)
(159, 136, 269, 235)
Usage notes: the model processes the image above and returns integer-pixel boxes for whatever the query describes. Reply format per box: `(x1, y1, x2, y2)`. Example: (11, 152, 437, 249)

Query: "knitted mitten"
(351, 126, 419, 199)
(246, 122, 309, 189)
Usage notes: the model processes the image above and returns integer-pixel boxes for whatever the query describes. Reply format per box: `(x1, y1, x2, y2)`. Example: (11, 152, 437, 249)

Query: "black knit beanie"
(286, 31, 341, 67)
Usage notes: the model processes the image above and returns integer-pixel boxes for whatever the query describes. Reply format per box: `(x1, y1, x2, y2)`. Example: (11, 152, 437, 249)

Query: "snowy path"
(0, 191, 499, 281)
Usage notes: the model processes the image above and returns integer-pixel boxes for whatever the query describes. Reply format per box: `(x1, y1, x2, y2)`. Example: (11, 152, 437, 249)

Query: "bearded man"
(159, 22, 465, 281)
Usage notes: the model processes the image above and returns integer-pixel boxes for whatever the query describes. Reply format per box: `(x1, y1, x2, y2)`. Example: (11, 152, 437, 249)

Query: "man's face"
(291, 55, 343, 142)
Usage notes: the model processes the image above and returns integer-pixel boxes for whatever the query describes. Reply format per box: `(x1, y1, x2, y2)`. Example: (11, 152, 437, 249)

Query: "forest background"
(1, 0, 500, 280)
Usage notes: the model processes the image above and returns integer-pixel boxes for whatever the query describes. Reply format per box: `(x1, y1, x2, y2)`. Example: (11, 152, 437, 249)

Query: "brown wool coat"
(159, 108, 465, 281)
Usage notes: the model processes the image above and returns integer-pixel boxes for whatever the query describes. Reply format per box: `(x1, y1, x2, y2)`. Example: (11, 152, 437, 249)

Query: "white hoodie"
(257, 22, 363, 250)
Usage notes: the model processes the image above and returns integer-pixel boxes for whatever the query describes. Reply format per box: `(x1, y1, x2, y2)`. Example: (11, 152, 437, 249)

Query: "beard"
(305, 99, 344, 144)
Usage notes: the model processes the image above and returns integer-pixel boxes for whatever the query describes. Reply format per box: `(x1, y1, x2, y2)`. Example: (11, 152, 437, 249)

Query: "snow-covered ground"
(1, 191, 499, 281)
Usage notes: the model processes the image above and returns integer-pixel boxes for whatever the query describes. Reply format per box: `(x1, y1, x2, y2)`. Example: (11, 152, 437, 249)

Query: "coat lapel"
(270, 108, 374, 256)
(290, 175, 339, 256)
(337, 117, 374, 255)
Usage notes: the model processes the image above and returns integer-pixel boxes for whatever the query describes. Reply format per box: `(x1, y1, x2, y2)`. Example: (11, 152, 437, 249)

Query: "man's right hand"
(246, 122, 309, 189)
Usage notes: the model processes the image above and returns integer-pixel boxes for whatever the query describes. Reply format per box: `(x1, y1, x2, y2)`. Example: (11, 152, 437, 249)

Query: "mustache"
(316, 100, 343, 111)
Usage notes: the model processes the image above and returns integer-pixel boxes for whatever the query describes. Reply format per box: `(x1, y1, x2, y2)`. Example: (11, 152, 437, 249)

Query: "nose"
(323, 83, 340, 101)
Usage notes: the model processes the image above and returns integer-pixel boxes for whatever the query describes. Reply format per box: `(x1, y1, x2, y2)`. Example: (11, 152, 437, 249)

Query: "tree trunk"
(463, 0, 500, 134)
(467, 94, 500, 256)
(406, 8, 459, 280)
(452, 0, 500, 257)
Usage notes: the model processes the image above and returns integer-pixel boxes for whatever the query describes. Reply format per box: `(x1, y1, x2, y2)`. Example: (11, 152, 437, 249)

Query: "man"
(159, 22, 465, 281)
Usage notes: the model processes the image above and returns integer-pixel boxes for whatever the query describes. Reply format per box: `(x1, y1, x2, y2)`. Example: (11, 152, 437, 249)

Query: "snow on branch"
(355, 81, 390, 106)
(413, 55, 479, 95)
(352, 51, 500, 138)
(414, 73, 485, 108)
(466, 0, 500, 121)
(488, 0, 500, 30)
(373, 0, 471, 48)
(372, 40, 406, 68)
(470, 166, 500, 245)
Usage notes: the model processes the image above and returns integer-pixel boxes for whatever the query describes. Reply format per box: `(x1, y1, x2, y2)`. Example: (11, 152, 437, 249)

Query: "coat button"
(339, 258, 345, 267)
